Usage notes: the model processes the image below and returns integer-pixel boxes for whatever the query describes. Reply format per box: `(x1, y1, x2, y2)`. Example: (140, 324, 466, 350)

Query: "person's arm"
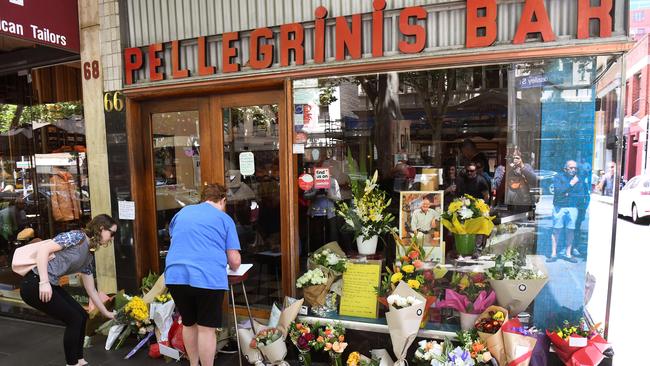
(553, 176, 571, 196)
(522, 165, 537, 185)
(227, 250, 241, 272)
(81, 273, 114, 319)
(35, 240, 63, 303)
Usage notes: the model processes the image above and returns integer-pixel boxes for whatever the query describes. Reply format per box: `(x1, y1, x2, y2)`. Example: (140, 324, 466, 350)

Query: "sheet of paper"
(227, 263, 253, 276)
(159, 343, 181, 360)
(118, 200, 135, 220)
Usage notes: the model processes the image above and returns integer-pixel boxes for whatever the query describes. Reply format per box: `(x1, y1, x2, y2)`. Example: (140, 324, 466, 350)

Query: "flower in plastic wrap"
(296, 268, 327, 288)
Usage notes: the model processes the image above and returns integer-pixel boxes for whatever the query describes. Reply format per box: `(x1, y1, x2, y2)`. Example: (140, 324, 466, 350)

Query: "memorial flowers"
(98, 294, 154, 350)
(546, 318, 611, 366)
(289, 322, 317, 366)
(310, 323, 347, 366)
(250, 328, 288, 364)
(297, 268, 333, 306)
(312, 247, 347, 275)
(386, 294, 423, 310)
(441, 194, 494, 235)
(337, 170, 395, 241)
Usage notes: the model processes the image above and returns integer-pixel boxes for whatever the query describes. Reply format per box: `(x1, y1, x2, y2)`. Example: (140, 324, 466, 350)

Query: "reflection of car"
(618, 175, 650, 224)
(534, 170, 557, 195)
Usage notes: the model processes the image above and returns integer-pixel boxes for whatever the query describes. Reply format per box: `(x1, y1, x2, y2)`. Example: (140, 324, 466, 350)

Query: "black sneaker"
(546, 256, 558, 263)
(218, 341, 239, 354)
(564, 256, 578, 263)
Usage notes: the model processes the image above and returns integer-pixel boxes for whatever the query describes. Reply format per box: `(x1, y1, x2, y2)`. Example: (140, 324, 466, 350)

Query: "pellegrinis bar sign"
(123, 0, 614, 85)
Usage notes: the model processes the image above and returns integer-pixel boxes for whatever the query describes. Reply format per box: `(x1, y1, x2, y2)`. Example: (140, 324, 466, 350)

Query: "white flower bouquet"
(308, 242, 348, 278)
(297, 268, 333, 306)
(385, 281, 427, 366)
(386, 294, 423, 310)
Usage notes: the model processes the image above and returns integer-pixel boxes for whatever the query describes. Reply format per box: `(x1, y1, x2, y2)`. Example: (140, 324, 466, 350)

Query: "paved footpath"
(0, 316, 239, 366)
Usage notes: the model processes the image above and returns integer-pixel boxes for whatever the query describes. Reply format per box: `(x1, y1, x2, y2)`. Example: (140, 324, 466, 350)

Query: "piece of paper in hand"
(227, 263, 253, 276)
(153, 300, 175, 342)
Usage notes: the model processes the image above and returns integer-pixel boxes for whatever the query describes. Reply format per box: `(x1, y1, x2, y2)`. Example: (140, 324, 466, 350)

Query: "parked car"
(618, 174, 650, 224)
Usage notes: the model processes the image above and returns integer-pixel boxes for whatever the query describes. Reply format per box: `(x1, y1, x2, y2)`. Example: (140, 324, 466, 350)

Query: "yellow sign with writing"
(339, 261, 382, 319)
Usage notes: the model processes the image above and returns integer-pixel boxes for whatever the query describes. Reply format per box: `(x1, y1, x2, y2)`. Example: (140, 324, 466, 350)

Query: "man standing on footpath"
(548, 160, 584, 263)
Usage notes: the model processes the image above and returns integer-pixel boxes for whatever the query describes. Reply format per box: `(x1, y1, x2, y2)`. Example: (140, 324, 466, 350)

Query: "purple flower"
(448, 346, 475, 366)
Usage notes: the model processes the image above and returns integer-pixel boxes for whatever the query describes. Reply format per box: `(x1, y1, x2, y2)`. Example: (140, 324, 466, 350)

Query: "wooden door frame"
(126, 85, 299, 303)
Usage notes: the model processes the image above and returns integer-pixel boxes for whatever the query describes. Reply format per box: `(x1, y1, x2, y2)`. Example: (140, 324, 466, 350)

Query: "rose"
(413, 260, 424, 269)
(402, 265, 415, 274)
(391, 272, 403, 283)
(423, 270, 434, 282)
(407, 279, 421, 289)
(408, 250, 419, 260)
(297, 336, 309, 350)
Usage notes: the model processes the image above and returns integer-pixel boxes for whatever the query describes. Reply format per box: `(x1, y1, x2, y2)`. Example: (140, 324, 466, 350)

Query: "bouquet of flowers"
(475, 306, 509, 366)
(546, 319, 610, 366)
(386, 294, 423, 310)
(385, 282, 427, 366)
(310, 323, 347, 366)
(150, 292, 175, 343)
(347, 351, 380, 366)
(486, 250, 548, 316)
(289, 322, 317, 366)
(501, 319, 538, 366)
(337, 171, 395, 241)
(436, 272, 496, 330)
(99, 294, 154, 350)
(413, 338, 479, 366)
(456, 330, 494, 365)
(309, 242, 348, 278)
(251, 328, 287, 363)
(297, 268, 333, 306)
(441, 195, 494, 236)
(378, 233, 440, 321)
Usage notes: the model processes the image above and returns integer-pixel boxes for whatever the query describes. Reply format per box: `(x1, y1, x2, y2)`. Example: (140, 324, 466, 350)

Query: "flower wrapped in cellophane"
(441, 195, 495, 235)
(297, 268, 334, 306)
(546, 319, 611, 366)
(98, 293, 154, 350)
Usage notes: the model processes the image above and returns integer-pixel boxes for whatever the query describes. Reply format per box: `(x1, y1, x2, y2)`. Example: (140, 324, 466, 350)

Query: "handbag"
(11, 239, 56, 276)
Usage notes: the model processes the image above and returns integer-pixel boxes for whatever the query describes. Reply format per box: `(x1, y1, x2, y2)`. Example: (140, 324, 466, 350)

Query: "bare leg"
(183, 324, 200, 366)
(565, 229, 575, 257)
(198, 325, 217, 366)
(551, 228, 561, 257)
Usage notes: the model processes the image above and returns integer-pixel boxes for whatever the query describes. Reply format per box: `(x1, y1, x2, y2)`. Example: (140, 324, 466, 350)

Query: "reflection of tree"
(402, 70, 457, 166)
(230, 105, 278, 136)
(357, 72, 403, 177)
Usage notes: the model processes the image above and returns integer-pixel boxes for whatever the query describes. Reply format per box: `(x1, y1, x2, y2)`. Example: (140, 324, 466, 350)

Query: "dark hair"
(84, 214, 117, 250)
(462, 139, 477, 150)
(201, 183, 227, 203)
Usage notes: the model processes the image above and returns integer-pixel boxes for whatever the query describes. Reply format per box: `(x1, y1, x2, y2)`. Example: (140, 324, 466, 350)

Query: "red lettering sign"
(336, 14, 362, 61)
(171, 40, 189, 79)
(398, 6, 427, 54)
(124, 48, 143, 85)
(280, 23, 305, 67)
(222, 32, 240, 73)
(314, 7, 328, 64)
(250, 28, 274, 69)
(513, 0, 556, 44)
(148, 43, 164, 81)
(466, 0, 497, 48)
(577, 0, 612, 39)
(372, 0, 386, 57)
(198, 36, 216, 76)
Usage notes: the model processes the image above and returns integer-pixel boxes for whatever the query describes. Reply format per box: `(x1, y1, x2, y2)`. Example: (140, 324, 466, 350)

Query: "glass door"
(218, 91, 289, 309)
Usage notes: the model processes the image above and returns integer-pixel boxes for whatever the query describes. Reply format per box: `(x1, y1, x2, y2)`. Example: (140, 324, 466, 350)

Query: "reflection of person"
(165, 184, 241, 366)
(20, 214, 117, 366)
(596, 162, 615, 196)
(548, 160, 583, 263)
(0, 197, 26, 253)
(461, 139, 490, 175)
(442, 165, 459, 206)
(458, 162, 490, 201)
(505, 151, 537, 207)
(50, 166, 81, 222)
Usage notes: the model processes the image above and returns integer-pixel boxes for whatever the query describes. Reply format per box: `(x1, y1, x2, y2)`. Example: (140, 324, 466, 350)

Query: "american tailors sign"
(0, 0, 80, 52)
(123, 0, 614, 85)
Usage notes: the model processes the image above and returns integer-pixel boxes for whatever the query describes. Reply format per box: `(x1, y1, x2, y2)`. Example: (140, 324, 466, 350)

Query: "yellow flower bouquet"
(441, 195, 495, 255)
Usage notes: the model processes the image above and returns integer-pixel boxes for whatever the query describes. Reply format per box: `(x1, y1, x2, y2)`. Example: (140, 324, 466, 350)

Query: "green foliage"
(140, 271, 160, 295)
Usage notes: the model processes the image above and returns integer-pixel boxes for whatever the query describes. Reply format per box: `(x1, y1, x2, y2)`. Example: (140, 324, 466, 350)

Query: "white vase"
(356, 235, 378, 255)
(459, 312, 480, 331)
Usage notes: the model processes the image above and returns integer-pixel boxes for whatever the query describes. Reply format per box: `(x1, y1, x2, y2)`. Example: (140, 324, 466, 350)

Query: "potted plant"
(337, 171, 395, 255)
(441, 194, 495, 256)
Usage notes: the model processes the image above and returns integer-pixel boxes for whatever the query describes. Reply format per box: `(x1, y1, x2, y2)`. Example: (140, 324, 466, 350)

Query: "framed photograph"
(398, 191, 445, 263)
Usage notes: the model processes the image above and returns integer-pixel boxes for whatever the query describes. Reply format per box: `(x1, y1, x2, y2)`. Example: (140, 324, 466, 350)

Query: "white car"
(618, 175, 650, 224)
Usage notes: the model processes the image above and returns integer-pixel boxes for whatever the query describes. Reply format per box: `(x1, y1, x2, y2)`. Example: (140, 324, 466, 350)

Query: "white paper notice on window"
(118, 201, 135, 220)
(239, 152, 255, 176)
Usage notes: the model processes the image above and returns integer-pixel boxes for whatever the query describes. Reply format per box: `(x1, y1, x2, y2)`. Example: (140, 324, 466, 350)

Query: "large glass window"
(292, 55, 620, 331)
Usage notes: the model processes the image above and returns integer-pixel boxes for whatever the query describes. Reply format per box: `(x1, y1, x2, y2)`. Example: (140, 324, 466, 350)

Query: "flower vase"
(298, 349, 312, 366)
(454, 234, 476, 256)
(329, 352, 343, 366)
(356, 235, 378, 255)
(419, 296, 437, 328)
(459, 311, 480, 331)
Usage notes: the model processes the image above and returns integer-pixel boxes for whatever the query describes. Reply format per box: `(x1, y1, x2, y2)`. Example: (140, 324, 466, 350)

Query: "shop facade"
(104, 0, 630, 345)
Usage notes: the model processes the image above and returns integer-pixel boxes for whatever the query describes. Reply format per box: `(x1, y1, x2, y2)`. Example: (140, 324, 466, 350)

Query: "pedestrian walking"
(548, 160, 584, 263)
(165, 183, 241, 366)
(19, 214, 118, 366)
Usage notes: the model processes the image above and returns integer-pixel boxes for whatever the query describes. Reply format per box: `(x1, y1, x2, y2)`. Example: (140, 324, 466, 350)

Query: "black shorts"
(167, 285, 225, 328)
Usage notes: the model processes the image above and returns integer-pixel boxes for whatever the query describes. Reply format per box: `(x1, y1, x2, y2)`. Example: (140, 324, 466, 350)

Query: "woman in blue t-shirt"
(165, 183, 241, 366)
(20, 214, 118, 366)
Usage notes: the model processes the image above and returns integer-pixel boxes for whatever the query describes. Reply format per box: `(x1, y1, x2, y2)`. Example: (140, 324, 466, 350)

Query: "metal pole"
(604, 54, 625, 340)
(231, 285, 243, 366)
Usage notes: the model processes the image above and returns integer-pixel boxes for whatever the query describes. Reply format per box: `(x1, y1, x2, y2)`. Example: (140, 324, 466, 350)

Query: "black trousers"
(20, 271, 87, 365)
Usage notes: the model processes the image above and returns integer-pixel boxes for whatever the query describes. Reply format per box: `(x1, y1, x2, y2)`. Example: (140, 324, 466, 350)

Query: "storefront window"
(0, 99, 90, 315)
(292, 55, 620, 331)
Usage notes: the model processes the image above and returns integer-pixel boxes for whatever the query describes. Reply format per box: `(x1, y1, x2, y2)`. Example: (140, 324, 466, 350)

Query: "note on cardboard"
(339, 261, 382, 319)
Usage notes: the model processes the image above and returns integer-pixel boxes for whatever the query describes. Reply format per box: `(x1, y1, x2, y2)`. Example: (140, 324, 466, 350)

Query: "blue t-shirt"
(164, 202, 240, 290)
